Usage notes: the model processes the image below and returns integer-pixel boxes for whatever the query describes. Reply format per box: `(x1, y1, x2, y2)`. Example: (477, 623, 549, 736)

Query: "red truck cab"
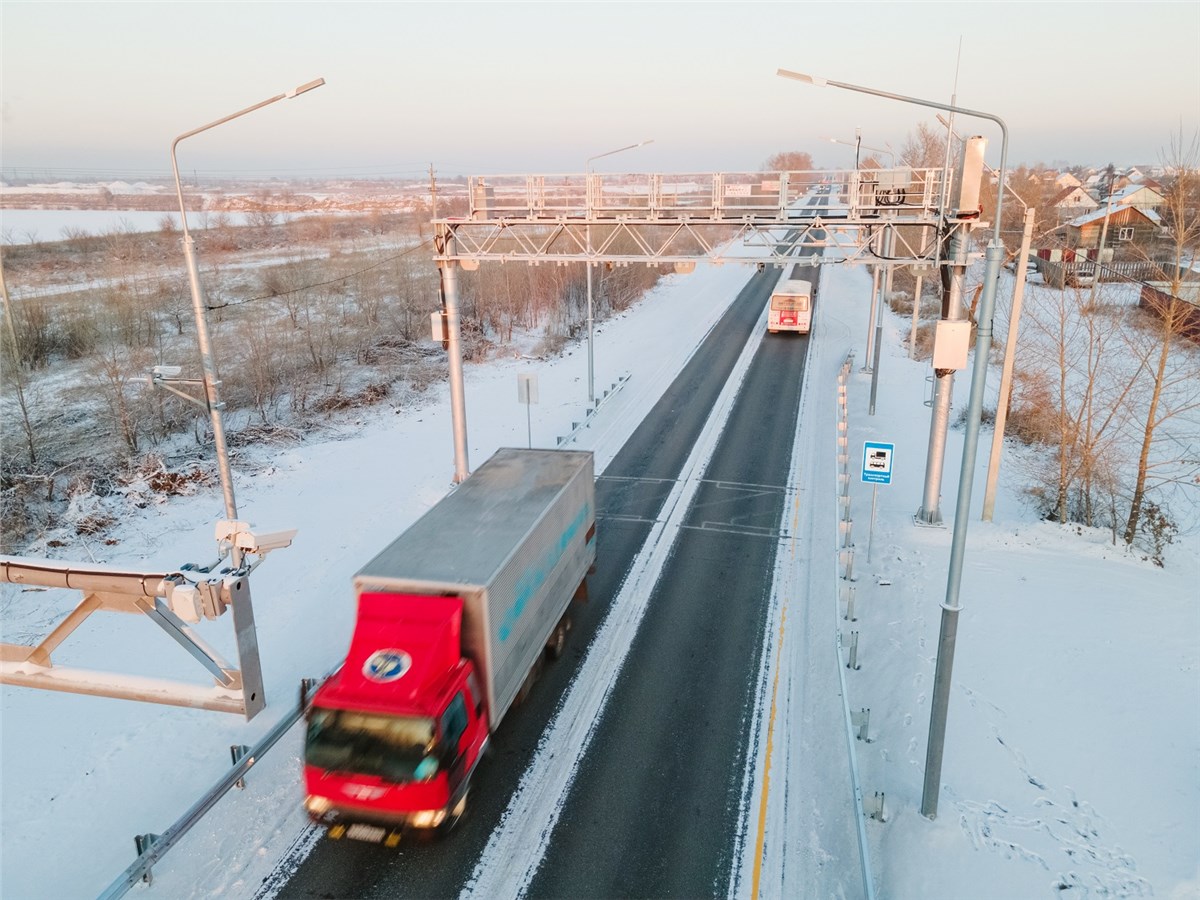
(303, 592, 489, 840)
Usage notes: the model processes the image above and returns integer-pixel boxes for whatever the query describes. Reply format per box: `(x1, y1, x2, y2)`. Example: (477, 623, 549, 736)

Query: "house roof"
(1108, 183, 1165, 204)
(1068, 205, 1161, 228)
(1048, 185, 1097, 208)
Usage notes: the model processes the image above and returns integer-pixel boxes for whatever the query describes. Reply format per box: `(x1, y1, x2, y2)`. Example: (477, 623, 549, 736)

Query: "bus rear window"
(771, 295, 809, 311)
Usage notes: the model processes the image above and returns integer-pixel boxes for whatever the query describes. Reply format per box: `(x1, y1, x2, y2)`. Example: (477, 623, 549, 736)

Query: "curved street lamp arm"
(778, 69, 1008, 243)
(170, 79, 325, 236)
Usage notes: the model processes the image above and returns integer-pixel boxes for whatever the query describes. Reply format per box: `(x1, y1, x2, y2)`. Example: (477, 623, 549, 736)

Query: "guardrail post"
(300, 677, 319, 709)
(848, 631, 861, 670)
(870, 791, 887, 822)
(133, 834, 161, 884)
(854, 707, 871, 742)
(844, 584, 857, 621)
(230, 744, 252, 789)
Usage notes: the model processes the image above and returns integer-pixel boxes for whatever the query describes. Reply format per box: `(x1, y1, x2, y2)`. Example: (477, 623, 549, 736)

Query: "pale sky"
(2, 1, 1198, 180)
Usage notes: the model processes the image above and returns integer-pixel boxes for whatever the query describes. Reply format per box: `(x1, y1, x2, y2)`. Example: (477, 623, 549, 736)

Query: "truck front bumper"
(305, 795, 452, 838)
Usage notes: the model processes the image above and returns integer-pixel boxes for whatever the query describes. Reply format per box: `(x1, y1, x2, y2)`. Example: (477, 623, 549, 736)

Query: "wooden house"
(1066, 205, 1161, 248)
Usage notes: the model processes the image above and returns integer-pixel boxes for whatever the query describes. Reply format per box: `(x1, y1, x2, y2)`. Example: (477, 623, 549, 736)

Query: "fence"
(1038, 257, 1193, 290)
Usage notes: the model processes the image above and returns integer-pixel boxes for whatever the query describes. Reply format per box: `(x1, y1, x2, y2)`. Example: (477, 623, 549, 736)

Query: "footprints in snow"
(951, 732, 1151, 897)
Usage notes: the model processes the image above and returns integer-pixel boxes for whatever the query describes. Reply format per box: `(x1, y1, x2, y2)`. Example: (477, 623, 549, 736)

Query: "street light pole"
(823, 136, 895, 167)
(169, 78, 324, 538)
(584, 140, 653, 403)
(778, 68, 1009, 819)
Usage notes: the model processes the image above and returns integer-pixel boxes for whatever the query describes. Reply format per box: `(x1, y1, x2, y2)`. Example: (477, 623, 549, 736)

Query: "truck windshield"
(305, 708, 437, 782)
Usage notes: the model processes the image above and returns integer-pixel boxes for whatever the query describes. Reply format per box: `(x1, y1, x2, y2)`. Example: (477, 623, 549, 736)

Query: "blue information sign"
(862, 441, 895, 485)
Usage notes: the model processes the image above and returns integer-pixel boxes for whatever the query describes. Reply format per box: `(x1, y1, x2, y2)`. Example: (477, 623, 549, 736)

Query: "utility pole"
(982, 206, 1035, 520)
(869, 229, 892, 414)
(1088, 186, 1116, 309)
(429, 163, 438, 220)
(863, 264, 880, 372)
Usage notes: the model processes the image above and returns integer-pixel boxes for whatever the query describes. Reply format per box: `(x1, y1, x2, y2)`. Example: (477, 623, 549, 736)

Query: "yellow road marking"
(751, 480, 802, 897)
(751, 607, 786, 898)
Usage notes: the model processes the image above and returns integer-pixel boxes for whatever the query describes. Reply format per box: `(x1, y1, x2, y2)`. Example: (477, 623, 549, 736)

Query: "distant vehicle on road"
(767, 277, 813, 334)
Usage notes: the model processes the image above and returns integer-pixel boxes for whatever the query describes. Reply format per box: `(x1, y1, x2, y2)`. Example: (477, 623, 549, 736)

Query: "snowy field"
(1, 234, 1197, 899)
(0, 208, 346, 244)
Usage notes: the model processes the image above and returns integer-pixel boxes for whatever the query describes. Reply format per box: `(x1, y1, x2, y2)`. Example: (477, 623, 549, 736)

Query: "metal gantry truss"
(434, 167, 983, 269)
(428, 165, 986, 483)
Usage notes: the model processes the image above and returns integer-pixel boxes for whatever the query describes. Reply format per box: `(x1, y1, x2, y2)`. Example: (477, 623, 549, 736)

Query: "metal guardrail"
(833, 352, 878, 900)
(96, 681, 317, 899)
(556, 373, 632, 446)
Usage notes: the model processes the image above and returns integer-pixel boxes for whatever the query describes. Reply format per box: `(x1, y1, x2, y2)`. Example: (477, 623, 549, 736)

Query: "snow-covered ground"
(1, 234, 1197, 899)
(801, 260, 1200, 898)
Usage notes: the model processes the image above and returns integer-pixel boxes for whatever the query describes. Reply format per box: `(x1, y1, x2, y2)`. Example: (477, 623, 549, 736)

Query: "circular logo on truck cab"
(363, 649, 412, 683)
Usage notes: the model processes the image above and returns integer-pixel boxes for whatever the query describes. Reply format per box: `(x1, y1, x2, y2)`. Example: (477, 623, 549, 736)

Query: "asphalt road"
(271, 251, 816, 899)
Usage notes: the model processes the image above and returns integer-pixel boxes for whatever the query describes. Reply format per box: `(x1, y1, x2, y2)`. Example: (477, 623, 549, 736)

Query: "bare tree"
(1014, 278, 1139, 527)
(1122, 130, 1200, 546)
(90, 329, 151, 456)
(899, 122, 950, 169)
(762, 151, 815, 172)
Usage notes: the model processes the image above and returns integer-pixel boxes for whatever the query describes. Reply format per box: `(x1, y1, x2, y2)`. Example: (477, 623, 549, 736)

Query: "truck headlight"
(409, 809, 447, 829)
(305, 796, 331, 816)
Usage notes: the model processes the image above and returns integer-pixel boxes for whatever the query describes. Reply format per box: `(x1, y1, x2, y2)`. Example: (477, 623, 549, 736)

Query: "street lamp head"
(776, 68, 826, 87)
(287, 77, 325, 99)
(936, 113, 962, 142)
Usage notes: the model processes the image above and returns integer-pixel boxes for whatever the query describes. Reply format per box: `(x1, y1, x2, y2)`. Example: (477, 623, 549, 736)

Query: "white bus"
(767, 278, 813, 334)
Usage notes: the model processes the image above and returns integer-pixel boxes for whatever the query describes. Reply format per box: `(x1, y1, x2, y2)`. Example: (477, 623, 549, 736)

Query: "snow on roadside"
(825, 258, 1200, 898)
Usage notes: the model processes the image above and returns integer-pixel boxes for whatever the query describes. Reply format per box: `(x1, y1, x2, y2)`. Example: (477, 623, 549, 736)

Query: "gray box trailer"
(352, 448, 595, 729)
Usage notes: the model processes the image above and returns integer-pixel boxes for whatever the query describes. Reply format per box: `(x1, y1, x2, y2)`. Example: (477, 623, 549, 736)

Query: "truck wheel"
(516, 658, 542, 704)
(438, 792, 468, 837)
(546, 623, 567, 661)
